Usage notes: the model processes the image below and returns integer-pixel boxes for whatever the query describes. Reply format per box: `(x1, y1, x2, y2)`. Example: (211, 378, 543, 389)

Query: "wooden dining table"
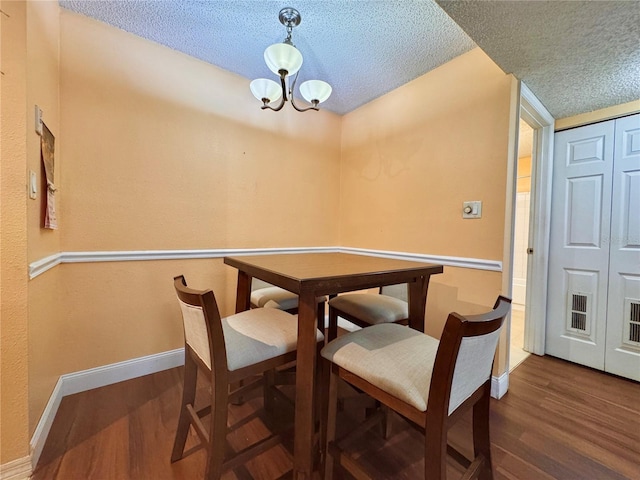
(224, 252, 444, 479)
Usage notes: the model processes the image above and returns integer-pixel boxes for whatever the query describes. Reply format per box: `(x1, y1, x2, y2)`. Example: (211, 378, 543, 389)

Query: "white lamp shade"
(299, 80, 332, 104)
(264, 43, 303, 77)
(250, 78, 282, 102)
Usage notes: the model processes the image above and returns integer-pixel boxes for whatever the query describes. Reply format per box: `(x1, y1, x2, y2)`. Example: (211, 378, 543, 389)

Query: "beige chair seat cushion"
(329, 293, 408, 325)
(251, 286, 327, 311)
(321, 323, 438, 411)
(222, 308, 324, 371)
(251, 286, 299, 311)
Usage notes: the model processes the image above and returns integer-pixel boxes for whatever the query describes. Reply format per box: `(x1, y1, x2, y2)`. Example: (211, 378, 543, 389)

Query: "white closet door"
(546, 120, 614, 369)
(605, 114, 640, 381)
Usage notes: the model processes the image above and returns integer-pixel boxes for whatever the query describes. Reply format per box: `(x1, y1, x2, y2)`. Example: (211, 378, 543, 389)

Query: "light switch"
(462, 200, 482, 219)
(29, 170, 37, 199)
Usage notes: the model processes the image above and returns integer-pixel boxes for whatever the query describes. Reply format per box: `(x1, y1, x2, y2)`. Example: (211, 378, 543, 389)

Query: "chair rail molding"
(342, 247, 502, 271)
(28, 252, 62, 279)
(29, 246, 501, 279)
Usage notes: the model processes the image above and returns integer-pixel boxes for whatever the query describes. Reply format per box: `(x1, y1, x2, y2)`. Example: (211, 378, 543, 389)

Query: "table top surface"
(224, 252, 443, 284)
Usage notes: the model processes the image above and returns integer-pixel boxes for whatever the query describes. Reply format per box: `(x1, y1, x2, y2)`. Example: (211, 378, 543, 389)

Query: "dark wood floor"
(33, 354, 640, 479)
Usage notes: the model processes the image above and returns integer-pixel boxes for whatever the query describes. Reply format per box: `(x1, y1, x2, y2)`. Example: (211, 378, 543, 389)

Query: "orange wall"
(10, 5, 636, 466)
(25, 0, 63, 438)
(1, 0, 30, 464)
(340, 48, 512, 337)
(59, 11, 340, 252)
(19, 9, 516, 450)
(517, 156, 532, 193)
(27, 0, 61, 262)
(24, 9, 342, 437)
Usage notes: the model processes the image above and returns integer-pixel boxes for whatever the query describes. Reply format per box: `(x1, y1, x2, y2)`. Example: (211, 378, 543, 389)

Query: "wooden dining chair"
(251, 278, 327, 324)
(171, 275, 325, 479)
(327, 283, 408, 341)
(320, 296, 511, 480)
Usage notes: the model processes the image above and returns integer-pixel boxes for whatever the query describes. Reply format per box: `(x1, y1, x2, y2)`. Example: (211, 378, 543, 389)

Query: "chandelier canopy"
(250, 7, 332, 112)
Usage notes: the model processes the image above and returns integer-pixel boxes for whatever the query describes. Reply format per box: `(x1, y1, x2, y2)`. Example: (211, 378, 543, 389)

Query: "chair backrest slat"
(449, 328, 502, 414)
(427, 296, 511, 418)
(380, 283, 408, 302)
(177, 299, 211, 369)
(174, 275, 227, 374)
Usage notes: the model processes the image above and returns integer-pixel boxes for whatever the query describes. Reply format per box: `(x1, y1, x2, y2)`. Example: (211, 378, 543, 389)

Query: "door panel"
(546, 121, 614, 369)
(566, 175, 603, 247)
(605, 114, 640, 381)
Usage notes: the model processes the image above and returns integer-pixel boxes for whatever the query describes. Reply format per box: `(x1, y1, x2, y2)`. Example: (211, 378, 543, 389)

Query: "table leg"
(293, 290, 319, 480)
(235, 271, 251, 313)
(408, 275, 429, 332)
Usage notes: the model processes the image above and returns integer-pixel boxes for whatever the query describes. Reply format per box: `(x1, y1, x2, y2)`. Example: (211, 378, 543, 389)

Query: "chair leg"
(171, 352, 198, 462)
(424, 418, 446, 480)
(263, 369, 276, 415)
(321, 363, 339, 480)
(381, 404, 393, 440)
(328, 306, 339, 343)
(205, 378, 229, 480)
(473, 388, 494, 480)
(314, 342, 324, 426)
(318, 300, 326, 333)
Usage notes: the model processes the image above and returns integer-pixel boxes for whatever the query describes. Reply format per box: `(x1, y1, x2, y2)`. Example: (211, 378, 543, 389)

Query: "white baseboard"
(491, 372, 509, 399)
(60, 348, 184, 397)
(30, 348, 184, 470)
(0, 456, 31, 480)
(29, 377, 63, 471)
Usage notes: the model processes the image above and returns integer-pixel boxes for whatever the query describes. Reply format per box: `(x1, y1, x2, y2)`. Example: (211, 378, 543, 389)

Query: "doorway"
(504, 81, 555, 379)
(509, 117, 535, 370)
(510, 119, 533, 370)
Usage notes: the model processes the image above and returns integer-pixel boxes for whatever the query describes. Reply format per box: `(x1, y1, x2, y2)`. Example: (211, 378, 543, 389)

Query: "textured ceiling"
(59, 0, 475, 115)
(436, 0, 640, 118)
(59, 0, 639, 118)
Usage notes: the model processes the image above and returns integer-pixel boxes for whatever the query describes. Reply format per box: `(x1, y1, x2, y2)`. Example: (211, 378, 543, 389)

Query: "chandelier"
(250, 7, 332, 112)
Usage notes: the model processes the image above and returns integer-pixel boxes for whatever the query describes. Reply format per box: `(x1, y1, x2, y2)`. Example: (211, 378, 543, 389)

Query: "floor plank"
(32, 354, 640, 479)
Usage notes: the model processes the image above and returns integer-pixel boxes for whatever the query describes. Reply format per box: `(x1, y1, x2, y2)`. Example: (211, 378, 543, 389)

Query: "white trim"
(29, 348, 185, 469)
(502, 76, 521, 383)
(491, 372, 509, 399)
(28, 247, 339, 279)
(29, 246, 501, 280)
(60, 348, 184, 396)
(500, 80, 554, 397)
(28, 253, 61, 279)
(29, 378, 63, 470)
(520, 82, 555, 356)
(0, 456, 31, 480)
(61, 246, 339, 264)
(340, 247, 502, 271)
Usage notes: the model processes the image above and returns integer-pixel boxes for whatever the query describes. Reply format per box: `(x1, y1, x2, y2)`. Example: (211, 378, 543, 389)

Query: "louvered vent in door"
(567, 292, 590, 334)
(624, 299, 640, 347)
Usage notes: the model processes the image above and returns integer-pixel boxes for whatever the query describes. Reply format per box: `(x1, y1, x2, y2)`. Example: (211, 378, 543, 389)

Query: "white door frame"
(504, 80, 555, 359)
